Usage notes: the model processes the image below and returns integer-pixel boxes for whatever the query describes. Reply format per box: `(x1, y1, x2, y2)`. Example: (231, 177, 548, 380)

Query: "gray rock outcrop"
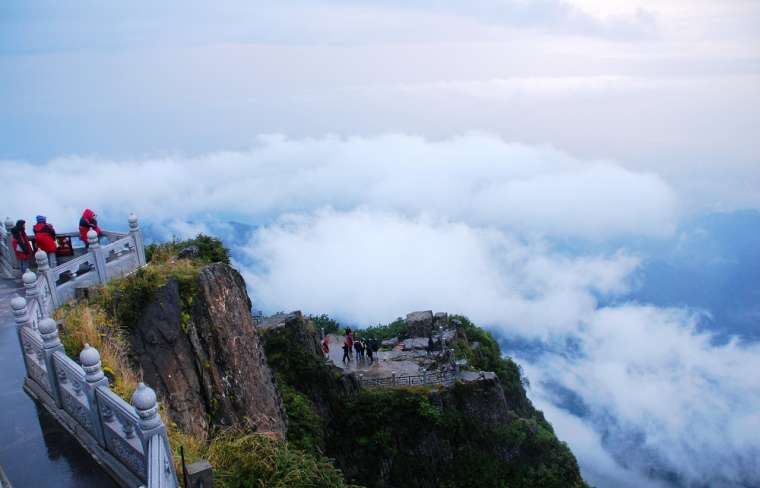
(406, 310, 434, 337)
(128, 263, 287, 442)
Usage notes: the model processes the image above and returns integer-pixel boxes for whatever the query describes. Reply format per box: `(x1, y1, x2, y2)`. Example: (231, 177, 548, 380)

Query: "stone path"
(324, 334, 432, 378)
(0, 277, 117, 488)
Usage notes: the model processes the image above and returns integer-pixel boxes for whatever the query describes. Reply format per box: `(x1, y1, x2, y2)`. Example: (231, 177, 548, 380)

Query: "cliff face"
(128, 263, 286, 442)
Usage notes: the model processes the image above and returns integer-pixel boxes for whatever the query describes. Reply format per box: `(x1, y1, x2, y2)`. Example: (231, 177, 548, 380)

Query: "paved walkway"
(324, 334, 428, 378)
(0, 277, 116, 488)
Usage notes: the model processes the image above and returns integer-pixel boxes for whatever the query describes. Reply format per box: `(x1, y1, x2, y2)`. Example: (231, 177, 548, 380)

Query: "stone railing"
(4, 214, 146, 314)
(359, 368, 459, 388)
(8, 231, 178, 488)
(0, 221, 15, 279)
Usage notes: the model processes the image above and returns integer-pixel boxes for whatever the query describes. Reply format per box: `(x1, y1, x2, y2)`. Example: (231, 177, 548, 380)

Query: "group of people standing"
(320, 328, 380, 366)
(9, 208, 103, 273)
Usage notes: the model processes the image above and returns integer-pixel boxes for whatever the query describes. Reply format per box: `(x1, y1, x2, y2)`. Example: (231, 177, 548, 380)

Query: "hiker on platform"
(366, 341, 374, 364)
(79, 208, 103, 249)
(11, 220, 33, 273)
(342, 339, 351, 364)
(345, 328, 354, 359)
(321, 335, 330, 360)
(33, 215, 58, 267)
(354, 339, 363, 365)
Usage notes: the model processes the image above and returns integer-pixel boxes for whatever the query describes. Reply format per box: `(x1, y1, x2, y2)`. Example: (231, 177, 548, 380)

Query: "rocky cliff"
(128, 263, 287, 442)
(260, 313, 588, 488)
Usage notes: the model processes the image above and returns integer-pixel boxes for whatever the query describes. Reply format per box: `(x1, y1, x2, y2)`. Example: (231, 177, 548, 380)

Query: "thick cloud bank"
(0, 133, 676, 240)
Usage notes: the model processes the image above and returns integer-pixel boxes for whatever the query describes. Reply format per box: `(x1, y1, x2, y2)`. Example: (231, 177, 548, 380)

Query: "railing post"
(391, 371, 396, 386)
(80, 344, 109, 447)
(422, 370, 427, 385)
(4, 217, 18, 272)
(133, 383, 179, 487)
(22, 269, 39, 315)
(89, 230, 108, 284)
(0, 219, 13, 278)
(35, 249, 59, 311)
(11, 296, 31, 377)
(128, 213, 146, 267)
(39, 317, 65, 408)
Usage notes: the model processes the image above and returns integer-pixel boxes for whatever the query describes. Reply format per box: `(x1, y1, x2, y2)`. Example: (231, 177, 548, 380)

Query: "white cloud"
(0, 133, 678, 241)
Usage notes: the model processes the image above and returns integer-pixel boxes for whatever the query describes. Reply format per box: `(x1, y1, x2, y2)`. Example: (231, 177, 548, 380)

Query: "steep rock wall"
(128, 263, 286, 442)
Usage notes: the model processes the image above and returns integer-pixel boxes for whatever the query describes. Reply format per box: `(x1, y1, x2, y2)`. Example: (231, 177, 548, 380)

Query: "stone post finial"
(87, 229, 99, 248)
(133, 383, 162, 432)
(80, 343, 105, 383)
(39, 317, 61, 349)
(22, 269, 37, 289)
(11, 296, 27, 325)
(4, 217, 13, 231)
(128, 213, 139, 230)
(35, 249, 49, 271)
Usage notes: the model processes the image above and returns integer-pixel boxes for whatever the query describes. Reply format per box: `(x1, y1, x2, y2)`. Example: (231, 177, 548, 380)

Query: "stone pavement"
(0, 277, 116, 488)
(324, 333, 431, 378)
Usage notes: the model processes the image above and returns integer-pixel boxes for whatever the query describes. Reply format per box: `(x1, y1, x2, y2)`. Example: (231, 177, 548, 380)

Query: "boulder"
(433, 312, 448, 327)
(406, 310, 434, 337)
(177, 245, 200, 259)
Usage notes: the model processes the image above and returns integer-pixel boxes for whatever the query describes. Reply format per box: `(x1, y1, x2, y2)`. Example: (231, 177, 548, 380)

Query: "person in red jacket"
(11, 220, 33, 273)
(79, 208, 103, 248)
(321, 335, 330, 360)
(33, 215, 58, 266)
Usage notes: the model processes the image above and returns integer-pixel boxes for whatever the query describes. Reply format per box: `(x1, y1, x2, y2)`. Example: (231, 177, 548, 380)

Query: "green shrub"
(309, 314, 342, 335)
(146, 233, 230, 265)
(357, 317, 409, 342)
(206, 431, 359, 488)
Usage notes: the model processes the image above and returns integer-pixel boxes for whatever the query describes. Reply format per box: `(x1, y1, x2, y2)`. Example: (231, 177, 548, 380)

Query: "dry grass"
(55, 300, 142, 399)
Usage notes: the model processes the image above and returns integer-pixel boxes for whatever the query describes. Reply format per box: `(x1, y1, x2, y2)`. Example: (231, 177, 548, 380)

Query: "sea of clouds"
(2, 133, 758, 487)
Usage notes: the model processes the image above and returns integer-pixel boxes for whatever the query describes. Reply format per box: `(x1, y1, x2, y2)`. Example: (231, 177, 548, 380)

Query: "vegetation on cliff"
(261, 314, 589, 488)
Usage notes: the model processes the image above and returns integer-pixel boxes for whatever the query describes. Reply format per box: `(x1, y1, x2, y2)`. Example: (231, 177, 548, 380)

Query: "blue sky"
(2, 1, 759, 487)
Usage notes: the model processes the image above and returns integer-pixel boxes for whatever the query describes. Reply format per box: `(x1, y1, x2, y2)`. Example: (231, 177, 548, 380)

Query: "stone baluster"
(35, 248, 60, 310)
(11, 296, 31, 377)
(39, 317, 65, 408)
(128, 213, 146, 267)
(132, 383, 179, 487)
(80, 344, 109, 446)
(89, 229, 107, 283)
(4, 217, 18, 271)
(22, 270, 40, 327)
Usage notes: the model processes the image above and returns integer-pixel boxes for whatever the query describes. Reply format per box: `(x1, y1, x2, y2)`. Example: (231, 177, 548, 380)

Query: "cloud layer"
(0, 133, 677, 240)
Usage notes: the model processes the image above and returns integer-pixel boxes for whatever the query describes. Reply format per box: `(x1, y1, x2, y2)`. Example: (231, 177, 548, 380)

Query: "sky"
(1, 1, 759, 487)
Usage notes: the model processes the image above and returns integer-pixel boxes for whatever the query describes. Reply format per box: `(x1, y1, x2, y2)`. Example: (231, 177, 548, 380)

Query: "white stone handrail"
(53, 252, 97, 282)
(7, 215, 179, 488)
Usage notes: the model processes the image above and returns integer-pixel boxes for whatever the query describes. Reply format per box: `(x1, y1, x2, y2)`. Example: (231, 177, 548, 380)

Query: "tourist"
(342, 339, 351, 364)
(321, 335, 330, 360)
(79, 208, 103, 248)
(11, 220, 33, 273)
(427, 335, 434, 357)
(33, 215, 58, 266)
(345, 328, 354, 359)
(354, 339, 363, 364)
(366, 342, 374, 364)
